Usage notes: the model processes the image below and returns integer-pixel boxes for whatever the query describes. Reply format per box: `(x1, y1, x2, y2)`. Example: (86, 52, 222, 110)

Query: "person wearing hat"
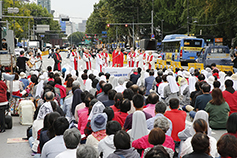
(19, 72, 29, 89)
(183, 71, 191, 83)
(86, 113, 107, 151)
(179, 78, 190, 107)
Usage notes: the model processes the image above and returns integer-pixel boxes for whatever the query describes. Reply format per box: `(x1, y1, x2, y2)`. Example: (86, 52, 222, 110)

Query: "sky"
(51, 0, 100, 23)
(31, 0, 100, 24)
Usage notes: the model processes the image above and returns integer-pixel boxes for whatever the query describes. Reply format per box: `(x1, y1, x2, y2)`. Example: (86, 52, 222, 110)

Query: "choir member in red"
(128, 48, 136, 67)
(101, 48, 109, 67)
(146, 51, 154, 70)
(70, 47, 79, 71)
(53, 48, 62, 71)
(96, 50, 103, 72)
(112, 47, 121, 67)
(83, 49, 92, 70)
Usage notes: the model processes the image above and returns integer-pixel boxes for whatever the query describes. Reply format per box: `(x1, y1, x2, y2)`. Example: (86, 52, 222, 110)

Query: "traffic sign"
(151, 34, 155, 38)
(102, 36, 107, 38)
(102, 31, 107, 34)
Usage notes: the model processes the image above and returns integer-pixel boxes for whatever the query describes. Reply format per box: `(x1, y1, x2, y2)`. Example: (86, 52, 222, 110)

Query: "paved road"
(0, 52, 225, 158)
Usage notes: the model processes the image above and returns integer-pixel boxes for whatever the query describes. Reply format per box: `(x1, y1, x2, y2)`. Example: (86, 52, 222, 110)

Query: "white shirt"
(114, 85, 126, 93)
(180, 136, 219, 158)
(41, 135, 66, 158)
(158, 82, 169, 98)
(55, 149, 77, 158)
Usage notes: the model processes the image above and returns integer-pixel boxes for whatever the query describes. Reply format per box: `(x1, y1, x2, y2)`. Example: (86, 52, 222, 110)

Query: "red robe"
(112, 50, 118, 67)
(147, 55, 153, 70)
(83, 53, 92, 70)
(71, 51, 78, 70)
(128, 52, 136, 67)
(101, 52, 109, 67)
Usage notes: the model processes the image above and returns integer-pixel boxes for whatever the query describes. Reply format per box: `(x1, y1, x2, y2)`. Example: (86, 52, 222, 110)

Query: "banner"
(104, 67, 134, 77)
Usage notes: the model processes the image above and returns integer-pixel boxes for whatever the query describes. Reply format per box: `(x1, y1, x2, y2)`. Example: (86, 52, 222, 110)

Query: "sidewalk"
(0, 116, 32, 158)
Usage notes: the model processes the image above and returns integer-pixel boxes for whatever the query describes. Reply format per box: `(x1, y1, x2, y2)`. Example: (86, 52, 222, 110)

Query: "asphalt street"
(0, 52, 226, 158)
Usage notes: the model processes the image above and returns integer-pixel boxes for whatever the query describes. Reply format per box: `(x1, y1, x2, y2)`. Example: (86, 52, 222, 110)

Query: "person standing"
(70, 47, 79, 71)
(53, 48, 62, 71)
(146, 52, 154, 70)
(137, 48, 146, 68)
(83, 49, 92, 70)
(112, 47, 121, 67)
(231, 51, 237, 73)
(101, 48, 109, 67)
(96, 50, 103, 72)
(0, 77, 8, 133)
(16, 51, 29, 73)
(128, 48, 136, 67)
(145, 70, 155, 96)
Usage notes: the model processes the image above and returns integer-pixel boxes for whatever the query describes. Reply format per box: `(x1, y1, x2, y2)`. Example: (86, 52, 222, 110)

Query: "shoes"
(0, 129, 5, 133)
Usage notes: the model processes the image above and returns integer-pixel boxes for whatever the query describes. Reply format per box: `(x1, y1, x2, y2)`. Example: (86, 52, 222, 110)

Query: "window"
(183, 39, 202, 47)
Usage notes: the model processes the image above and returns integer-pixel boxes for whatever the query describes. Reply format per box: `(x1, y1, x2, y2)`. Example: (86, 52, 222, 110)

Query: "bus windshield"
(183, 39, 202, 47)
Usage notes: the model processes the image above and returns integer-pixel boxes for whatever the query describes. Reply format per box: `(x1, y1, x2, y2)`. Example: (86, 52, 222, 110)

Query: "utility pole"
(133, 17, 134, 48)
(151, 0, 154, 35)
(187, 0, 189, 35)
(161, 20, 164, 40)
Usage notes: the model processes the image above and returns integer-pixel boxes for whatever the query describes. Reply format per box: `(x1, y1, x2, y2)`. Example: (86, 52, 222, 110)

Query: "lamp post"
(151, 0, 154, 35)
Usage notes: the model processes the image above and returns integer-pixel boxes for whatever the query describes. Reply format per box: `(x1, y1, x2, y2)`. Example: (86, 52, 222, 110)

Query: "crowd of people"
(1, 46, 237, 158)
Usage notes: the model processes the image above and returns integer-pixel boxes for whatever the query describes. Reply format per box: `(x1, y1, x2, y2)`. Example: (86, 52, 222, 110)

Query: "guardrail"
(188, 63, 233, 73)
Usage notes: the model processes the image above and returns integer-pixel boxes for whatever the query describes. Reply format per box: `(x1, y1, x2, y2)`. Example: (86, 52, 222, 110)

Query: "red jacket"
(132, 134, 175, 151)
(222, 90, 237, 115)
(113, 111, 128, 127)
(0, 81, 8, 102)
(164, 109, 186, 142)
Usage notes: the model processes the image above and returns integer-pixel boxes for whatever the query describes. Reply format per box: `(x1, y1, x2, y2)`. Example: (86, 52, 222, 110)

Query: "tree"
(68, 32, 85, 45)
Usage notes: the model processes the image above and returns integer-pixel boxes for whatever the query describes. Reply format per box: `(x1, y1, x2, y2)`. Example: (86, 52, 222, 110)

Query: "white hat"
(206, 76, 215, 85)
(19, 72, 26, 78)
(183, 71, 190, 78)
(231, 74, 237, 81)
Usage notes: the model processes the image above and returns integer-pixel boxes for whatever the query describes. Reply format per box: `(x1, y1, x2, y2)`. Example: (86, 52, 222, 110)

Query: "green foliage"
(68, 32, 85, 45)
(2, 0, 62, 40)
(86, 0, 237, 45)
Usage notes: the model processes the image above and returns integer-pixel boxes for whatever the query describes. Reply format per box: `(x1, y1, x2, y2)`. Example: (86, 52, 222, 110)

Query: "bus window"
(183, 39, 202, 47)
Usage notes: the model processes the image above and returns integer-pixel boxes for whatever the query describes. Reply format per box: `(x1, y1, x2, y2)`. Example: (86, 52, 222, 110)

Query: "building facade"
(37, 0, 51, 14)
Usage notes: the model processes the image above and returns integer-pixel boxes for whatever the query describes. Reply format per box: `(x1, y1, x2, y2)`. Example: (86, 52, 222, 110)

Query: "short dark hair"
(126, 81, 133, 88)
(146, 92, 159, 104)
(108, 89, 117, 100)
(106, 121, 121, 135)
(191, 133, 210, 154)
(201, 83, 210, 93)
(169, 98, 179, 109)
(81, 74, 88, 80)
(155, 101, 166, 114)
(148, 128, 165, 145)
(217, 134, 237, 158)
(149, 70, 154, 76)
(226, 113, 237, 134)
(20, 51, 24, 55)
(103, 107, 114, 121)
(144, 145, 170, 158)
(89, 74, 96, 81)
(47, 80, 55, 87)
(162, 75, 168, 82)
(211, 63, 216, 67)
(120, 99, 131, 113)
(105, 73, 110, 80)
(132, 94, 144, 108)
(225, 79, 233, 88)
(92, 79, 99, 88)
(123, 88, 134, 100)
(98, 72, 104, 77)
(155, 76, 162, 83)
(49, 72, 54, 78)
(14, 73, 19, 80)
(114, 130, 130, 149)
(213, 80, 220, 88)
(103, 83, 112, 94)
(213, 69, 219, 74)
(198, 74, 205, 81)
(47, 66, 52, 72)
(63, 128, 81, 149)
(53, 117, 69, 135)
